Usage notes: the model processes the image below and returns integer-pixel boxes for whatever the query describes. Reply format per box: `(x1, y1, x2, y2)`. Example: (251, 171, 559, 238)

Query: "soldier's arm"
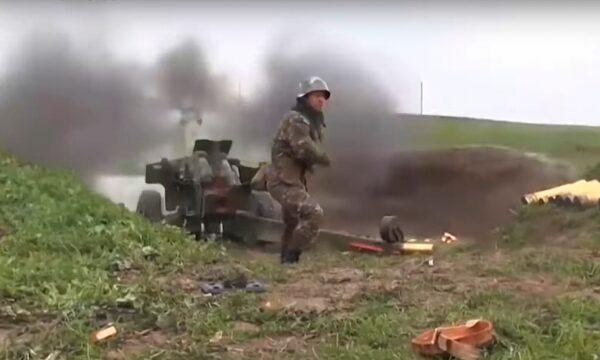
(285, 117, 330, 166)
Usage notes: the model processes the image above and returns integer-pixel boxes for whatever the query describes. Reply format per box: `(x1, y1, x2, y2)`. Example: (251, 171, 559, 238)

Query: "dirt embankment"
(312, 146, 575, 241)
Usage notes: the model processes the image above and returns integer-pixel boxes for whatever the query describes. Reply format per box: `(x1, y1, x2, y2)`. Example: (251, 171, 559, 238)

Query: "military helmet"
(297, 76, 331, 99)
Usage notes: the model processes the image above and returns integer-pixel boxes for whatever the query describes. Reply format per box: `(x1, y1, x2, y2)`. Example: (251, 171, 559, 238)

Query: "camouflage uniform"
(266, 110, 330, 253)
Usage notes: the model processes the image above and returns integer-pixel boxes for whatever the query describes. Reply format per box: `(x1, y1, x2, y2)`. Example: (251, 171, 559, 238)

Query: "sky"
(1, 1, 600, 125)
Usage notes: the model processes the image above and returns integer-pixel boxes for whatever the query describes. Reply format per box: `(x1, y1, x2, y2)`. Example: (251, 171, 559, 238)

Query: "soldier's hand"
(320, 153, 331, 167)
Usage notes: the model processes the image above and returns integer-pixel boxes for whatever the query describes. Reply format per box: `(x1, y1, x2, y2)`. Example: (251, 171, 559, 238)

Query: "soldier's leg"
(281, 207, 298, 252)
(268, 182, 323, 263)
(283, 187, 324, 252)
(267, 181, 299, 253)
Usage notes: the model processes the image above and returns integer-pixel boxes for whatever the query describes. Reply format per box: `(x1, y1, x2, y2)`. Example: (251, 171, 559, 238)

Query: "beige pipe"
(399, 243, 434, 254)
(563, 180, 600, 205)
(522, 180, 588, 205)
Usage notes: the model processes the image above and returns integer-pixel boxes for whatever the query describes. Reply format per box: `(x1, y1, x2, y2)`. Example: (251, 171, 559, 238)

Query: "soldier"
(266, 76, 332, 264)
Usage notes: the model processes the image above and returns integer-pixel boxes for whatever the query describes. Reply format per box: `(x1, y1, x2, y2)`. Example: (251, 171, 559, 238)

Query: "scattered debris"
(441, 232, 458, 243)
(209, 330, 223, 344)
(91, 325, 117, 343)
(199, 279, 267, 295)
(411, 319, 495, 360)
(200, 282, 225, 295)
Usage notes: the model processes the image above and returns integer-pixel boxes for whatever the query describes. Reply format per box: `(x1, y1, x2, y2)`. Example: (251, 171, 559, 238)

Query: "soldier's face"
(306, 91, 328, 112)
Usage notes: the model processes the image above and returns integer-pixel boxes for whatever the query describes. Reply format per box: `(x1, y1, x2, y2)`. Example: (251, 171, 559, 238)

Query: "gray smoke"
(226, 37, 408, 235)
(0, 29, 400, 175)
(0, 31, 172, 174)
(233, 38, 399, 157)
(156, 39, 225, 114)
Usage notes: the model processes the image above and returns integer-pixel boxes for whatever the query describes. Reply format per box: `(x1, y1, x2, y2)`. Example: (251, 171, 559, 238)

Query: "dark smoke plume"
(227, 37, 411, 235)
(156, 39, 225, 115)
(0, 31, 170, 173)
(235, 38, 398, 155)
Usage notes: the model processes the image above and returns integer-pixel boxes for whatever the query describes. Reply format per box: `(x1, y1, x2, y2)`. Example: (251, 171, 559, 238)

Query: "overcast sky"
(1, 1, 600, 125)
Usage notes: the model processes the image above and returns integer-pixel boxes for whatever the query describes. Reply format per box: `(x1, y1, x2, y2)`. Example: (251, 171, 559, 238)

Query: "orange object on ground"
(91, 325, 117, 343)
(411, 319, 495, 360)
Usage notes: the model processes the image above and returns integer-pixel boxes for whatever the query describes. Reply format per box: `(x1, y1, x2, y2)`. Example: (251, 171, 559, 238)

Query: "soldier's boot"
(284, 208, 323, 264)
(280, 249, 301, 264)
(280, 211, 299, 264)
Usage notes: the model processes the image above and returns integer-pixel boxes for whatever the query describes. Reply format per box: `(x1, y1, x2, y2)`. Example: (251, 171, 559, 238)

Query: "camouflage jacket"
(269, 110, 329, 186)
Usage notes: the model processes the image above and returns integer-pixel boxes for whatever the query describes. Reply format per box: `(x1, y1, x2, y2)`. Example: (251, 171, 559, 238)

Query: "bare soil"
(260, 267, 402, 315)
(226, 335, 311, 359)
(104, 329, 171, 360)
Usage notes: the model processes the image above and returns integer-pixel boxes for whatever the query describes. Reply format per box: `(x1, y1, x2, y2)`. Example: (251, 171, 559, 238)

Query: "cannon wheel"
(379, 215, 404, 243)
(136, 190, 163, 222)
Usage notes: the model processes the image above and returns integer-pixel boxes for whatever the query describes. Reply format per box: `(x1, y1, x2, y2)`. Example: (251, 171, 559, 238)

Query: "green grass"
(401, 115, 600, 172)
(1, 129, 599, 359)
(0, 153, 226, 358)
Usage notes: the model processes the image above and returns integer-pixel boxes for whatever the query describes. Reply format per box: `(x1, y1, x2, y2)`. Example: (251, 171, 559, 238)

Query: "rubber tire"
(136, 190, 163, 222)
(379, 215, 404, 243)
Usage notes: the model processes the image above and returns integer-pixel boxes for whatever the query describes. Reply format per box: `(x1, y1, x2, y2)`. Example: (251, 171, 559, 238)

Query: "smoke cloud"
(156, 39, 226, 114)
(234, 37, 399, 155)
(0, 31, 171, 173)
(0, 29, 401, 175)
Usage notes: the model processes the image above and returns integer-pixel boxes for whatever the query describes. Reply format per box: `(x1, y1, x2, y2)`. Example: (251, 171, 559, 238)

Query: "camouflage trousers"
(267, 180, 324, 252)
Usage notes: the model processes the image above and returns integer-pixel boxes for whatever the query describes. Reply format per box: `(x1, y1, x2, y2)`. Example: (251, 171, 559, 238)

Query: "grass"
(1, 115, 600, 359)
(0, 153, 226, 358)
(400, 114, 600, 172)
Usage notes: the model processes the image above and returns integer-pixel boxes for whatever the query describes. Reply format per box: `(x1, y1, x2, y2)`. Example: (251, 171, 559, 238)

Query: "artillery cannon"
(136, 139, 280, 242)
(136, 138, 405, 249)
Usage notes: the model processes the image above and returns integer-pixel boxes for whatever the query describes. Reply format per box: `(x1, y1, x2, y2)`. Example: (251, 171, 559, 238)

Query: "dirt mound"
(313, 146, 575, 241)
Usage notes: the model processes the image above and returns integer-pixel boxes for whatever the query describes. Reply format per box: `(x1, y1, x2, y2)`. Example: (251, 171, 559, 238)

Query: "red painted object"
(348, 242, 385, 253)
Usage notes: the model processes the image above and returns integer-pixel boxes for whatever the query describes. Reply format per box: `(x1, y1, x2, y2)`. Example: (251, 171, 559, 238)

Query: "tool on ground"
(411, 319, 495, 360)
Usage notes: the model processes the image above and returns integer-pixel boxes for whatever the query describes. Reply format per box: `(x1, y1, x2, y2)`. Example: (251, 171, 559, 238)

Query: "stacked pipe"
(521, 180, 600, 208)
